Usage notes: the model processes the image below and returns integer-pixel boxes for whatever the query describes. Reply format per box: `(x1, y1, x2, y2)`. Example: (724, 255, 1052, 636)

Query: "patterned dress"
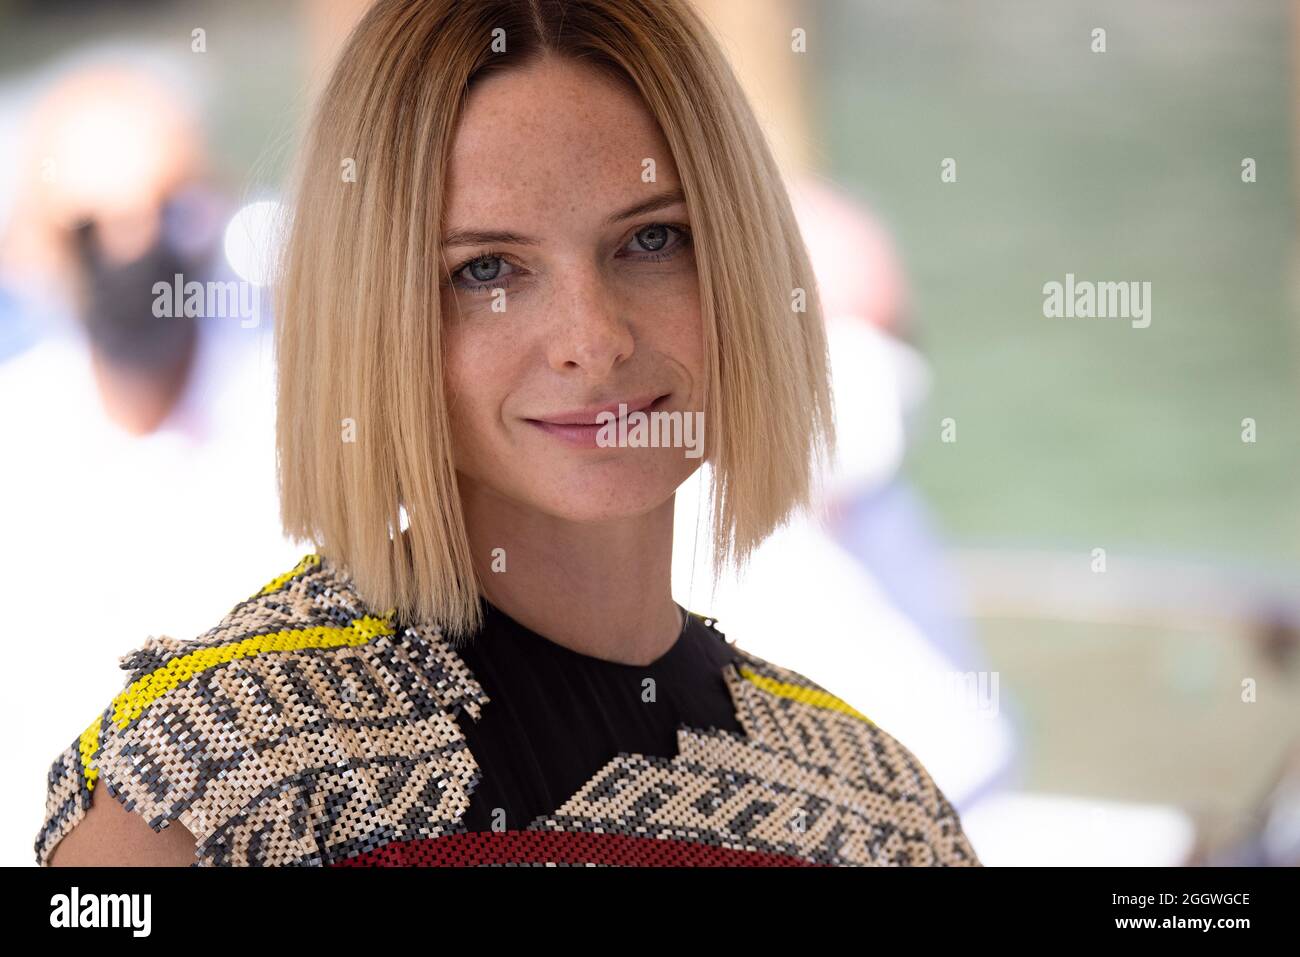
(36, 553, 981, 867)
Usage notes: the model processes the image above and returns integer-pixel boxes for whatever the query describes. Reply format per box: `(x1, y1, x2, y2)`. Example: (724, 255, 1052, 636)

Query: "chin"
(528, 454, 699, 523)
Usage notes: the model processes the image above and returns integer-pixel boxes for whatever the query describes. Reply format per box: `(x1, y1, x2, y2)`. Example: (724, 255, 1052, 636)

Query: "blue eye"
(445, 223, 692, 295)
(623, 223, 691, 259)
(449, 252, 515, 291)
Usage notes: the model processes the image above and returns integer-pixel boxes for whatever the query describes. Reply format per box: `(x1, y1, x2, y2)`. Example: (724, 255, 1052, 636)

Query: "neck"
(457, 479, 682, 667)
(89, 337, 195, 437)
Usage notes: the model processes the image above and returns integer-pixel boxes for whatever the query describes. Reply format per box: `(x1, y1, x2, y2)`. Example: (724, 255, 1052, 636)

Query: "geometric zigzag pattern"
(36, 553, 981, 867)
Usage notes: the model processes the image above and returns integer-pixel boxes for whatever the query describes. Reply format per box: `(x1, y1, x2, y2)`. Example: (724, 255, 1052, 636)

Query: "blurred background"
(1, 0, 1296, 868)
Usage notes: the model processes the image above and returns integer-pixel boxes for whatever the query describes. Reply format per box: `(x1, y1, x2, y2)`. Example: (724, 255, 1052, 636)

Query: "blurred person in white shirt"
(0, 61, 302, 866)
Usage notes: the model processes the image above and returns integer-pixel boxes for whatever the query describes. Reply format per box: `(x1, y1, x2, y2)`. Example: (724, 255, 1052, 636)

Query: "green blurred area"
(982, 616, 1300, 814)
(817, 0, 1300, 566)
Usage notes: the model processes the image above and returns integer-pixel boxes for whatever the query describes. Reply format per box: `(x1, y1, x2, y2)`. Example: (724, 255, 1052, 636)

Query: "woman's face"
(441, 56, 705, 522)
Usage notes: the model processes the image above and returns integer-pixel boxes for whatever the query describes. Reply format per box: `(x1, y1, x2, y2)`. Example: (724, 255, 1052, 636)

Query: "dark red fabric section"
(330, 830, 822, 867)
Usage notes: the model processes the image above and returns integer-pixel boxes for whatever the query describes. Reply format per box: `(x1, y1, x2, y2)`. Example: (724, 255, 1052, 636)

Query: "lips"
(525, 393, 670, 448)
(529, 394, 666, 427)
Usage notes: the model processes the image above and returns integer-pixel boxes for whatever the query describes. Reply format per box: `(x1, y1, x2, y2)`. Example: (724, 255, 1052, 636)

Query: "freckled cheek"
(634, 281, 704, 398)
(443, 327, 515, 459)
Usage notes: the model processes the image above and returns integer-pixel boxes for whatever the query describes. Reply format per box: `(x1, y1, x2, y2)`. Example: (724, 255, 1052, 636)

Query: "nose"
(544, 265, 634, 376)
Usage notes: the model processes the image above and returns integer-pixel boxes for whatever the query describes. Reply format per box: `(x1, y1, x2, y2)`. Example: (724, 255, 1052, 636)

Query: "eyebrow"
(440, 187, 687, 248)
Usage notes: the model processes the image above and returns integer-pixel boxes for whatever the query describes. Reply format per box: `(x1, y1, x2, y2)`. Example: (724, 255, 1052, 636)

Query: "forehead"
(442, 58, 681, 225)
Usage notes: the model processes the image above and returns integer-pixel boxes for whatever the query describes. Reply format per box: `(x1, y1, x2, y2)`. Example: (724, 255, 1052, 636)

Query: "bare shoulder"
(47, 776, 197, 867)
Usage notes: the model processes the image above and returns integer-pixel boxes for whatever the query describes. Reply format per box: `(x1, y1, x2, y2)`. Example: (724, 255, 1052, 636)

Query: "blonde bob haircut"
(275, 0, 835, 639)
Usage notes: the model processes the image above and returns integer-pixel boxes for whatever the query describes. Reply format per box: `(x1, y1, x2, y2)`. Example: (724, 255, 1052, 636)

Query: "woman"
(37, 0, 980, 867)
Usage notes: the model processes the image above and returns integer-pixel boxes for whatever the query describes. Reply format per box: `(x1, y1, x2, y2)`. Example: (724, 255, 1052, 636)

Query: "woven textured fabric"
(36, 553, 981, 867)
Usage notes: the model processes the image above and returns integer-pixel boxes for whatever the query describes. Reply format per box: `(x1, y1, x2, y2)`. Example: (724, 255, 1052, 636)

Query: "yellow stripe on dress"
(737, 664, 874, 724)
(254, 553, 322, 597)
(78, 615, 395, 788)
(78, 715, 104, 790)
